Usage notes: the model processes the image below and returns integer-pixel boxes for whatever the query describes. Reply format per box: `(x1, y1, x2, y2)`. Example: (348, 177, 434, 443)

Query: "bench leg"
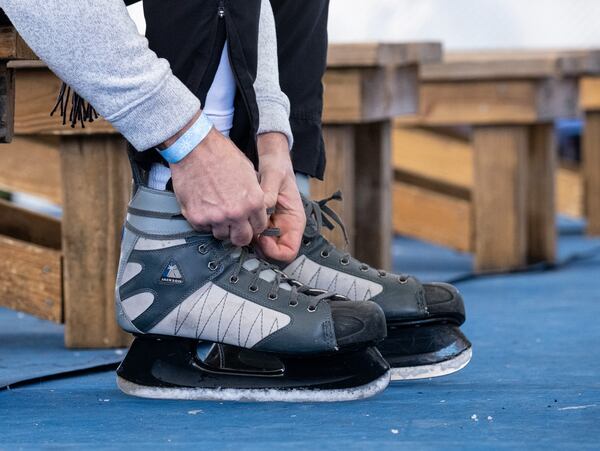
(60, 135, 131, 348)
(353, 121, 392, 270)
(310, 125, 356, 251)
(583, 111, 600, 235)
(473, 126, 528, 271)
(527, 123, 556, 263)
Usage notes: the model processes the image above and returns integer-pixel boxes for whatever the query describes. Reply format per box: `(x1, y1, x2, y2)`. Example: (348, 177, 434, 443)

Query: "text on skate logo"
(160, 259, 184, 284)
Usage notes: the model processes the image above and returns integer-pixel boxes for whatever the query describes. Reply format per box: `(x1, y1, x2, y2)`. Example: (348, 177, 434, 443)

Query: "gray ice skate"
(277, 192, 472, 381)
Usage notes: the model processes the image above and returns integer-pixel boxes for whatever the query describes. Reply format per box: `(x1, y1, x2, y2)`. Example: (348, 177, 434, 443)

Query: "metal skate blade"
(117, 371, 390, 402)
(390, 347, 472, 381)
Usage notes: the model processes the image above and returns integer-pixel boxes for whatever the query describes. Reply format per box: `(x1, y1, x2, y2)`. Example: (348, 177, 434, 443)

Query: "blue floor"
(1, 221, 600, 449)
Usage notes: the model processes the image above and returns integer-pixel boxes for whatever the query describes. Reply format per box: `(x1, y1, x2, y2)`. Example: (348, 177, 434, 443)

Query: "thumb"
(259, 170, 281, 210)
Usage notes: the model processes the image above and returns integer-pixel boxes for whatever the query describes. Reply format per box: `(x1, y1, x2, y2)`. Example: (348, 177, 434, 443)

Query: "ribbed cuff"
(105, 74, 201, 151)
(256, 96, 294, 150)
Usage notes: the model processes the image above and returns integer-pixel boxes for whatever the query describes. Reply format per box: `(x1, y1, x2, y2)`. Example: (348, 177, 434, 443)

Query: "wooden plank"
(556, 163, 584, 218)
(14, 67, 114, 135)
(393, 181, 472, 252)
(472, 126, 528, 271)
(527, 124, 556, 263)
(422, 49, 600, 81)
(583, 111, 600, 235)
(60, 135, 131, 348)
(0, 135, 61, 204)
(419, 79, 578, 125)
(0, 27, 36, 60)
(0, 235, 62, 322)
(392, 125, 473, 189)
(323, 66, 418, 123)
(0, 63, 14, 142)
(327, 42, 442, 68)
(0, 198, 61, 249)
(353, 121, 392, 270)
(310, 125, 355, 251)
(580, 76, 600, 111)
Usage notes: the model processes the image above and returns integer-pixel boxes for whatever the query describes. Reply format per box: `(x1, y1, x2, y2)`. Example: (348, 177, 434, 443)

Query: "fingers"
(229, 220, 254, 247)
(212, 223, 230, 241)
(259, 169, 283, 211)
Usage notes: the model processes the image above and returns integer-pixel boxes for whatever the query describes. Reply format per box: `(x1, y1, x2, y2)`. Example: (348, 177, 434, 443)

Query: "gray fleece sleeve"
(254, 0, 294, 149)
(0, 0, 200, 151)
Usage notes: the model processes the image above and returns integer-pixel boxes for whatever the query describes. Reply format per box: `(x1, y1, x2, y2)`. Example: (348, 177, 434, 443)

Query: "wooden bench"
(311, 42, 442, 270)
(0, 40, 438, 347)
(393, 50, 596, 271)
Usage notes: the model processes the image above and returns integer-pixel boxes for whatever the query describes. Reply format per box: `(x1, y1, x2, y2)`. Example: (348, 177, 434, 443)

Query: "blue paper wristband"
(158, 112, 213, 164)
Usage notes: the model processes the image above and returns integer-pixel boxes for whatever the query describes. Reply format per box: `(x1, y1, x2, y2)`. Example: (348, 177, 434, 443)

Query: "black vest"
(138, 0, 261, 169)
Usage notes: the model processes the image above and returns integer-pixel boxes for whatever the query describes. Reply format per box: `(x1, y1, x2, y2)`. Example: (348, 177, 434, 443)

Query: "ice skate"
(277, 192, 472, 381)
(114, 185, 390, 402)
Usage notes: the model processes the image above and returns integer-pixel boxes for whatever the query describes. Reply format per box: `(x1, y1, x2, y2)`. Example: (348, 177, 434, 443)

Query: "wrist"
(257, 132, 290, 157)
(157, 111, 213, 164)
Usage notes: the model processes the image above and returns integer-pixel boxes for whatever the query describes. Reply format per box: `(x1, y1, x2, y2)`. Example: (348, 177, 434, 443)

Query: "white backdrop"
(128, 0, 600, 50)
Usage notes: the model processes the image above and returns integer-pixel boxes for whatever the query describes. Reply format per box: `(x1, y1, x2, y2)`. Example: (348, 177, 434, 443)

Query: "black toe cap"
(329, 300, 387, 349)
(423, 282, 466, 324)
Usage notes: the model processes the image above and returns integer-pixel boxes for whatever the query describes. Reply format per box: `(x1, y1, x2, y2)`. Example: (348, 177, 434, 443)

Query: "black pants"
(270, 0, 329, 180)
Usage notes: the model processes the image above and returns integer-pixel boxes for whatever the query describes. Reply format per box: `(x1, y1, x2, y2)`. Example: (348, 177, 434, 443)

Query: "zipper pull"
(218, 2, 225, 18)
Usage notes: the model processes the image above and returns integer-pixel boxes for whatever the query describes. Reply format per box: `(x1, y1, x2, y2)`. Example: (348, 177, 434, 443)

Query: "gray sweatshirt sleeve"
(254, 0, 294, 149)
(0, 0, 200, 151)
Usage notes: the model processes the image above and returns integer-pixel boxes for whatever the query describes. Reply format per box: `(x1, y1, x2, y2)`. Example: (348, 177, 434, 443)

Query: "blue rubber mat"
(0, 307, 125, 388)
(1, 231, 599, 448)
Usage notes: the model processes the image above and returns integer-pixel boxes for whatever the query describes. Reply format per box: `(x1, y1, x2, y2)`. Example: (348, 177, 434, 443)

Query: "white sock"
(295, 173, 310, 197)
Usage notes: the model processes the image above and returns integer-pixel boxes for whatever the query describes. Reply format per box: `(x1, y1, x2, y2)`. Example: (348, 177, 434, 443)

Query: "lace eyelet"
(398, 276, 408, 284)
(360, 265, 369, 272)
(303, 239, 312, 247)
(249, 285, 259, 293)
(208, 261, 218, 271)
(340, 258, 350, 266)
(268, 293, 278, 300)
(197, 244, 208, 255)
(378, 271, 387, 278)
(229, 275, 239, 284)
(307, 305, 317, 312)
(320, 250, 329, 258)
(289, 300, 298, 307)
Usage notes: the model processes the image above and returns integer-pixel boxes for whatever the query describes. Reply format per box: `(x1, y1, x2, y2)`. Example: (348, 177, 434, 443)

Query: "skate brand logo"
(160, 259, 184, 284)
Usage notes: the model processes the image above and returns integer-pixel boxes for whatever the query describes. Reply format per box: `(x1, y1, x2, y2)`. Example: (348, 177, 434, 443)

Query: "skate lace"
(304, 191, 410, 283)
(204, 243, 336, 311)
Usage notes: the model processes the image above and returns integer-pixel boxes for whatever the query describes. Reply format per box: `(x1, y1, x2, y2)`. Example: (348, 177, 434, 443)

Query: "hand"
(255, 132, 306, 262)
(169, 127, 267, 246)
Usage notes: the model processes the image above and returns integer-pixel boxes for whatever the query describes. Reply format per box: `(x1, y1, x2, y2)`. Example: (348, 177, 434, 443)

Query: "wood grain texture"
(323, 66, 418, 123)
(353, 121, 392, 270)
(392, 125, 473, 189)
(393, 181, 472, 252)
(0, 64, 14, 142)
(472, 126, 528, 271)
(422, 49, 600, 81)
(0, 135, 61, 204)
(583, 111, 600, 235)
(60, 135, 131, 348)
(14, 67, 114, 135)
(0, 27, 36, 60)
(0, 198, 61, 249)
(310, 125, 355, 251)
(419, 79, 577, 125)
(0, 235, 62, 322)
(527, 124, 556, 263)
(580, 76, 600, 111)
(327, 42, 442, 68)
(556, 163, 584, 218)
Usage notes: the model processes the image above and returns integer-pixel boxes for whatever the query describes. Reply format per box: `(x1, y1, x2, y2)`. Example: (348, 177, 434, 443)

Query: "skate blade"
(390, 347, 472, 381)
(117, 371, 390, 402)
